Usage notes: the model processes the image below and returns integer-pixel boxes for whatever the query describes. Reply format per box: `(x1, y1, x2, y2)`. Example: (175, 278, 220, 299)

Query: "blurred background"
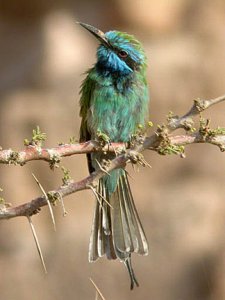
(0, 0, 225, 299)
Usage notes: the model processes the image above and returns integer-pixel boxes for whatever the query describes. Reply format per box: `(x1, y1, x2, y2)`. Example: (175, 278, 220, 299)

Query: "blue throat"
(96, 61, 135, 94)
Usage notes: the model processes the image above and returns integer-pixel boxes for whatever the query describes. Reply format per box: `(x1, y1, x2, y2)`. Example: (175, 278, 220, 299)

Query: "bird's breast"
(88, 74, 148, 142)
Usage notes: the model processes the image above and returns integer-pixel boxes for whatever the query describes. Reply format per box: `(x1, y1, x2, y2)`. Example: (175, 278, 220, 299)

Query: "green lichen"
(0, 188, 4, 204)
(8, 151, 19, 165)
(194, 98, 206, 112)
(69, 136, 78, 144)
(23, 139, 30, 146)
(190, 126, 197, 133)
(61, 166, 72, 186)
(49, 153, 61, 170)
(130, 122, 152, 147)
(147, 121, 154, 128)
(181, 119, 195, 131)
(156, 124, 169, 138)
(199, 117, 225, 137)
(157, 140, 185, 156)
(209, 126, 225, 136)
(24, 126, 46, 147)
(47, 191, 60, 206)
(96, 130, 110, 147)
(167, 111, 175, 122)
(0, 188, 11, 208)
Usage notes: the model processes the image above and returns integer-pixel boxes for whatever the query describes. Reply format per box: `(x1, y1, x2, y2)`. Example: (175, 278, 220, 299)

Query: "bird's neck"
(88, 62, 146, 94)
(96, 64, 135, 93)
(96, 61, 133, 76)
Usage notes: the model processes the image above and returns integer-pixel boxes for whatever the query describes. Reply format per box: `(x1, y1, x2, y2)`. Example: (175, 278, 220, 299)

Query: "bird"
(78, 22, 149, 289)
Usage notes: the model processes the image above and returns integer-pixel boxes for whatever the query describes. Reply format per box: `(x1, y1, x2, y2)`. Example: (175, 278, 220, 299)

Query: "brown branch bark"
(0, 94, 225, 220)
(167, 94, 225, 130)
(0, 152, 127, 219)
(0, 94, 224, 165)
(0, 141, 126, 165)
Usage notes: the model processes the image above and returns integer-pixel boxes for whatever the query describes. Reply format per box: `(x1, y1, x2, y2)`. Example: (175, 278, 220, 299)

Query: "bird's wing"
(79, 73, 95, 142)
(79, 72, 96, 173)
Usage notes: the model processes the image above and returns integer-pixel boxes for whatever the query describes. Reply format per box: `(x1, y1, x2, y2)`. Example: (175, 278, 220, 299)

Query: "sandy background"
(0, 1, 225, 299)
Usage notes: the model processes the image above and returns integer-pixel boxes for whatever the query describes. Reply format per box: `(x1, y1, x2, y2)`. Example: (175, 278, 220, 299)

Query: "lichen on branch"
(0, 93, 225, 219)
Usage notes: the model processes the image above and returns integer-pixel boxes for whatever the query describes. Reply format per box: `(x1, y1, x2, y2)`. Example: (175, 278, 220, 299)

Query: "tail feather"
(89, 197, 99, 261)
(89, 171, 149, 288)
(97, 200, 105, 257)
(111, 186, 132, 255)
(89, 180, 116, 261)
(121, 174, 149, 255)
(118, 175, 138, 252)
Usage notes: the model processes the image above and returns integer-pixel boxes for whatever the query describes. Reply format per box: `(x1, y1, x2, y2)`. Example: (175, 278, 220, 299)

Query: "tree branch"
(167, 94, 225, 130)
(0, 94, 225, 219)
(0, 141, 126, 165)
(0, 153, 127, 220)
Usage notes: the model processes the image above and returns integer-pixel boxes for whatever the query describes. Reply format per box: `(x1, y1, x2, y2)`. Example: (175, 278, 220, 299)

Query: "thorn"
(139, 157, 152, 168)
(95, 189, 113, 209)
(131, 162, 140, 173)
(55, 191, 68, 217)
(124, 169, 135, 180)
(131, 162, 136, 172)
(87, 185, 113, 209)
(90, 278, 106, 300)
(32, 173, 56, 231)
(87, 184, 103, 208)
(95, 159, 111, 176)
(27, 216, 47, 274)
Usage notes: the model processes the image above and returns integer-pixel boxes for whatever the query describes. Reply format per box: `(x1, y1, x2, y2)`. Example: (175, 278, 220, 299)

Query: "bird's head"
(78, 22, 147, 75)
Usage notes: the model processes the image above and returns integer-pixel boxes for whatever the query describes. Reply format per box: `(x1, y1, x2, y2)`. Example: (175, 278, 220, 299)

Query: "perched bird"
(78, 22, 149, 289)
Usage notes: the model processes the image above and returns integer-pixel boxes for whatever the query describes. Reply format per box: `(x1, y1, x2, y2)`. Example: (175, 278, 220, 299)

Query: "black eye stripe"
(125, 56, 138, 70)
(112, 47, 139, 70)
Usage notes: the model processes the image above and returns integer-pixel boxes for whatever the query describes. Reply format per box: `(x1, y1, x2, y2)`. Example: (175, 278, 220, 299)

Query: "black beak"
(77, 22, 110, 48)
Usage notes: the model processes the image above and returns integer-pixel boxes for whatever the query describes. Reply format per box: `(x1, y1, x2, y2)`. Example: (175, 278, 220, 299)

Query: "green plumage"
(79, 23, 149, 289)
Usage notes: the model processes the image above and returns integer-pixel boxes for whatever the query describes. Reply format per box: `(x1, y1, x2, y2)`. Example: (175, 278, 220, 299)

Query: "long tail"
(89, 170, 149, 289)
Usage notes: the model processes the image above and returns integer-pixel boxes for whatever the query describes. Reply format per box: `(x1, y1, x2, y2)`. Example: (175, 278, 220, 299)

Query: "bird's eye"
(118, 50, 128, 58)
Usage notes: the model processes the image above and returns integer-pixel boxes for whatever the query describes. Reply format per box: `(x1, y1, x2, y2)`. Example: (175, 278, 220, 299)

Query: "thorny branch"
(0, 140, 126, 166)
(0, 93, 225, 220)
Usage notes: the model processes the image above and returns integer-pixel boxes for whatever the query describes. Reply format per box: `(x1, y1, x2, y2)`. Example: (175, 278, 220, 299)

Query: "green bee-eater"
(78, 22, 149, 289)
